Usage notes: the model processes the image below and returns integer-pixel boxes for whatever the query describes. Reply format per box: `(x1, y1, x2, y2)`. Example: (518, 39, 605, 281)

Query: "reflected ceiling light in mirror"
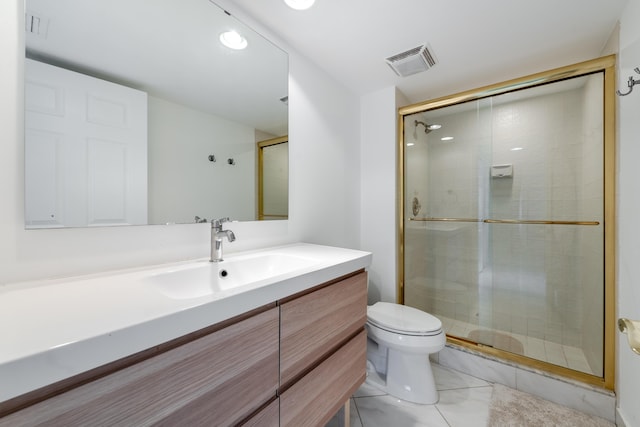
(284, 0, 316, 10)
(510, 147, 524, 151)
(406, 142, 415, 147)
(219, 30, 247, 49)
(441, 136, 454, 142)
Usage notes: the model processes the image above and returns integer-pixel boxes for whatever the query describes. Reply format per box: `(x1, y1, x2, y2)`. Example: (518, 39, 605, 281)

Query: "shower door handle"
(483, 219, 600, 225)
(408, 217, 599, 226)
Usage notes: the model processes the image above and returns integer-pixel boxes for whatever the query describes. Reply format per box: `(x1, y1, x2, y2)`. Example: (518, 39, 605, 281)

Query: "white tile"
(516, 368, 616, 422)
(438, 346, 517, 388)
(435, 386, 493, 426)
(354, 381, 387, 398)
(354, 394, 449, 427)
(433, 364, 491, 391)
(448, 322, 468, 338)
(544, 341, 568, 367)
(563, 345, 593, 374)
(524, 336, 546, 360)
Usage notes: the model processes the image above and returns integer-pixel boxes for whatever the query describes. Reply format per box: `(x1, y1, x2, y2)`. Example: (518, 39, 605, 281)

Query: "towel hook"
(617, 67, 640, 96)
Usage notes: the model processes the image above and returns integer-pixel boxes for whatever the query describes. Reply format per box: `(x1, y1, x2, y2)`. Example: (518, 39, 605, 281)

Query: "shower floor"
(439, 315, 596, 375)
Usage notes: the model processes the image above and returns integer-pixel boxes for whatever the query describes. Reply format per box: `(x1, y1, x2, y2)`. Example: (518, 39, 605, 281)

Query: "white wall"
(616, 0, 640, 424)
(0, 0, 361, 285)
(360, 87, 408, 303)
(147, 96, 256, 224)
(288, 57, 362, 249)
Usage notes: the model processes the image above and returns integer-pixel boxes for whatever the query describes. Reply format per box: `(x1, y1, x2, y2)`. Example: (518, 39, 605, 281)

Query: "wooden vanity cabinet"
(280, 331, 366, 426)
(0, 270, 368, 427)
(241, 398, 280, 427)
(0, 307, 280, 427)
(280, 271, 368, 427)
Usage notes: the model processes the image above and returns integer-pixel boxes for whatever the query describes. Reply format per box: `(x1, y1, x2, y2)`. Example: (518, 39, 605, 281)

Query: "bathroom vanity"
(0, 243, 371, 426)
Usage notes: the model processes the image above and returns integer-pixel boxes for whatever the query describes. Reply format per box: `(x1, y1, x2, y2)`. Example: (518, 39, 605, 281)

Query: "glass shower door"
(403, 73, 605, 378)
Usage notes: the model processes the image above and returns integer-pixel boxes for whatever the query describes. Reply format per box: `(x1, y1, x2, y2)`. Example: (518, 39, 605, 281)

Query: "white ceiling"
(25, 0, 289, 136)
(228, 0, 628, 105)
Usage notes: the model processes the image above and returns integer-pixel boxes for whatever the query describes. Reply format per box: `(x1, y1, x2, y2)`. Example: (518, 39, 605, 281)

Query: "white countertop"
(0, 243, 372, 402)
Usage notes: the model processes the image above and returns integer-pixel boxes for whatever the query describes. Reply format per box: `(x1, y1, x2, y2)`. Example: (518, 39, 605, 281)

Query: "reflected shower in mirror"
(258, 136, 288, 220)
(24, 0, 288, 228)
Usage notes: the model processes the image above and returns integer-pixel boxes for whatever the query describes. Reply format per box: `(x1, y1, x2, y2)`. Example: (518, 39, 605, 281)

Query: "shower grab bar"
(409, 217, 600, 226)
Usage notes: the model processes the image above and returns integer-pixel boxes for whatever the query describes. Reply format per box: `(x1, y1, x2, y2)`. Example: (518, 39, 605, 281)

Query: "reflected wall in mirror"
(258, 136, 288, 220)
(24, 0, 288, 228)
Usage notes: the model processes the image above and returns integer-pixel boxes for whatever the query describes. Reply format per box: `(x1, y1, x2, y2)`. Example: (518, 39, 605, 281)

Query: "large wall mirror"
(24, 0, 288, 228)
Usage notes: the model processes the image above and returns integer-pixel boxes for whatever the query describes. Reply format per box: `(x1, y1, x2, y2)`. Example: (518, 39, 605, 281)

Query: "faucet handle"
(211, 217, 231, 228)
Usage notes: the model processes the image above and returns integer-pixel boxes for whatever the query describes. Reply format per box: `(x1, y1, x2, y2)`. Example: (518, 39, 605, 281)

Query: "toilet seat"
(367, 302, 442, 336)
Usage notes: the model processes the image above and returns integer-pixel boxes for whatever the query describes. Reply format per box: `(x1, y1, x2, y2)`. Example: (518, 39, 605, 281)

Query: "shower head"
(414, 120, 442, 137)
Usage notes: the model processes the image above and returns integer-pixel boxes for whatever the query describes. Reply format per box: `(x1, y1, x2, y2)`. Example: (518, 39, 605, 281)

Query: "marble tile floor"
(336, 363, 601, 427)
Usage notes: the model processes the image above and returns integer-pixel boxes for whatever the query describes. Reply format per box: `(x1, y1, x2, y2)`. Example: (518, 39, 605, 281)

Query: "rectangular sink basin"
(148, 253, 320, 299)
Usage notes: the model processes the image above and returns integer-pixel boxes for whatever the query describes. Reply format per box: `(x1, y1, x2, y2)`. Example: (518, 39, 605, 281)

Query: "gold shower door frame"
(397, 55, 616, 390)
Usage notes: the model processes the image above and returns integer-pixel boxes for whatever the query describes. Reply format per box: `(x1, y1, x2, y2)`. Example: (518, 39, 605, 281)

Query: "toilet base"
(366, 347, 439, 404)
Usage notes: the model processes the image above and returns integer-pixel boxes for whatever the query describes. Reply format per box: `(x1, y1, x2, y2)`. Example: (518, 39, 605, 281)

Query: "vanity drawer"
(280, 271, 367, 386)
(280, 330, 366, 427)
(240, 398, 279, 427)
(0, 307, 279, 427)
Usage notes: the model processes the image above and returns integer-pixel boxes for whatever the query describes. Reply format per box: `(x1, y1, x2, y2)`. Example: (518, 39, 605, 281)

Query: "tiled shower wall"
(404, 77, 604, 375)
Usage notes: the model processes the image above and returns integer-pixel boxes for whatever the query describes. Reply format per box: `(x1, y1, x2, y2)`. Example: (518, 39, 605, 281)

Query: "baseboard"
(616, 407, 628, 427)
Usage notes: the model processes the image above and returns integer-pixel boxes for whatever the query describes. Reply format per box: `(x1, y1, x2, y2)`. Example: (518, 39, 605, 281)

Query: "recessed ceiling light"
(284, 0, 316, 10)
(219, 30, 247, 50)
(441, 136, 454, 141)
(510, 147, 524, 151)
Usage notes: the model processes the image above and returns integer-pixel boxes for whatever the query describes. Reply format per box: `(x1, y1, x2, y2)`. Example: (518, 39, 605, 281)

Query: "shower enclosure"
(398, 56, 615, 389)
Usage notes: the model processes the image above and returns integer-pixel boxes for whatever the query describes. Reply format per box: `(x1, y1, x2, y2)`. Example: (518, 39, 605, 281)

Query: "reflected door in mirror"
(25, 59, 147, 228)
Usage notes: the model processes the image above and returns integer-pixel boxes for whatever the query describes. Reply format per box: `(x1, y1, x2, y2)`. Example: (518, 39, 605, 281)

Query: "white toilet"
(365, 302, 446, 404)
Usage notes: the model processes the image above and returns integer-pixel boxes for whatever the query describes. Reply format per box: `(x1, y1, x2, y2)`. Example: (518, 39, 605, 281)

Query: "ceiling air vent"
(385, 44, 436, 77)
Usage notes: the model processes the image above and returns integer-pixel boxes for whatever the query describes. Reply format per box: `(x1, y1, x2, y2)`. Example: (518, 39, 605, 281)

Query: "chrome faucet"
(210, 217, 236, 262)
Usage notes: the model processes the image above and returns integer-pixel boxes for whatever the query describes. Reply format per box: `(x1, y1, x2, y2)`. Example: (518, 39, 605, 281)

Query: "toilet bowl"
(365, 302, 446, 404)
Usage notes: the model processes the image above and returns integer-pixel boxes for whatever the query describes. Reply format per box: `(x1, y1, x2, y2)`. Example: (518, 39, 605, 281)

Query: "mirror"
(23, 0, 288, 228)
